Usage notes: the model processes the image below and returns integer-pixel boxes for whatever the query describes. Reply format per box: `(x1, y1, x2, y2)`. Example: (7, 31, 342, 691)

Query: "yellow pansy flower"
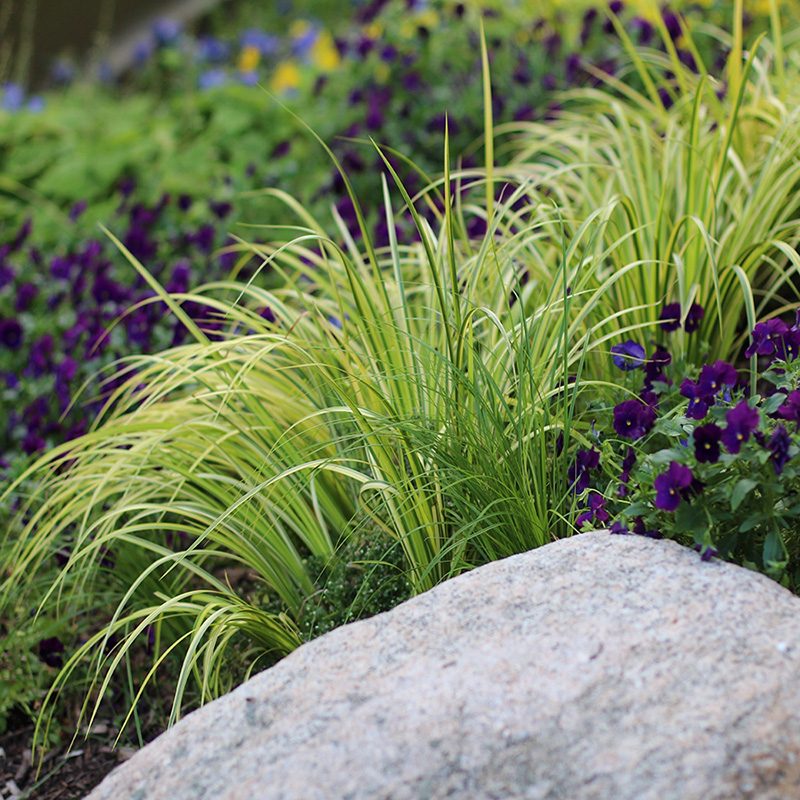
(289, 19, 311, 39)
(271, 60, 301, 93)
(374, 61, 390, 83)
(311, 30, 340, 71)
(238, 45, 260, 73)
(363, 21, 383, 40)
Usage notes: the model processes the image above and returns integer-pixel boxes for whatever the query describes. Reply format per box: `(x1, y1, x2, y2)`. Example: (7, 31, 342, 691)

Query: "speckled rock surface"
(85, 531, 800, 800)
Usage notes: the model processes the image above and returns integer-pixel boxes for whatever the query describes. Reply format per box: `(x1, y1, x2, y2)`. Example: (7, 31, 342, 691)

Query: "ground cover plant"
(572, 305, 800, 588)
(3, 1, 800, 795)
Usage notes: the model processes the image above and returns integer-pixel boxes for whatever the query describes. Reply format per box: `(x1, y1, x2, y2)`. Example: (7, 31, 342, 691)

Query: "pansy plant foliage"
(571, 303, 800, 589)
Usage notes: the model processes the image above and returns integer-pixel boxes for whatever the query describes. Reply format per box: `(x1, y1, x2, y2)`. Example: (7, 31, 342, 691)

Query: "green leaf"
(763, 529, 788, 572)
(648, 448, 687, 466)
(653, 417, 687, 439)
(730, 478, 758, 511)
(622, 501, 651, 518)
(739, 515, 762, 533)
(675, 501, 706, 537)
(763, 393, 787, 415)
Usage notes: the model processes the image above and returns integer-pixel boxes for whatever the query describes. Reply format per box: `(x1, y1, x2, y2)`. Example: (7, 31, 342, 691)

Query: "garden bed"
(2, 1, 800, 798)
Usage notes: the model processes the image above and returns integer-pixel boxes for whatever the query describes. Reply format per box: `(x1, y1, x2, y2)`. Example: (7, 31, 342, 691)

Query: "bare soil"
(1, 710, 142, 800)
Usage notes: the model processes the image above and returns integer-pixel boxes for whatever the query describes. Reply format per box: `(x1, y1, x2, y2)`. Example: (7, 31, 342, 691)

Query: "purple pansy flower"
(0, 317, 23, 349)
(683, 302, 705, 333)
(613, 398, 656, 439)
(38, 636, 65, 668)
(643, 345, 671, 389)
(693, 543, 719, 562)
(659, 302, 681, 332)
(679, 378, 710, 420)
(611, 340, 646, 371)
(618, 445, 637, 497)
(693, 423, 722, 463)
(775, 326, 800, 362)
(610, 520, 630, 534)
(696, 360, 737, 397)
(768, 425, 792, 475)
(568, 448, 600, 492)
(15, 282, 38, 312)
(632, 516, 662, 538)
(654, 461, 693, 511)
(576, 491, 609, 528)
(721, 401, 760, 453)
(745, 319, 790, 358)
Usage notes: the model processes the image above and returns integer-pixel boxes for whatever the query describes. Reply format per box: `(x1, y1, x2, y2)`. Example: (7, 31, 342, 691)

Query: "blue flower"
(198, 69, 228, 90)
(1, 83, 24, 112)
(153, 18, 182, 47)
(611, 340, 646, 371)
(240, 29, 280, 55)
(196, 35, 231, 64)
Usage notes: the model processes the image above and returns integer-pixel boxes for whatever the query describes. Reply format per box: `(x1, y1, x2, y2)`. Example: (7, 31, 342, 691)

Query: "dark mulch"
(1, 716, 138, 800)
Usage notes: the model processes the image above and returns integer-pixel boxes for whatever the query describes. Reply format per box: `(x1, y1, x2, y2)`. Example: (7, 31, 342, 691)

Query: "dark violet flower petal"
(69, 200, 88, 222)
(659, 302, 681, 332)
(15, 282, 38, 312)
(632, 517, 661, 539)
(745, 319, 790, 358)
(768, 425, 791, 475)
(611, 340, 646, 371)
(576, 491, 609, 528)
(683, 303, 705, 333)
(0, 317, 23, 349)
(568, 448, 599, 492)
(613, 399, 656, 439)
(38, 636, 65, 668)
(775, 327, 800, 362)
(693, 543, 719, 562)
(680, 378, 709, 420)
(609, 520, 630, 534)
(654, 461, 693, 511)
(693, 423, 722, 464)
(697, 360, 737, 397)
(721, 401, 760, 453)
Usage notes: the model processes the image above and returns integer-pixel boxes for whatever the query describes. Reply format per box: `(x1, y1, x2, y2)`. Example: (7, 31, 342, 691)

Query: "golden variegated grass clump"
(490, 4, 800, 380)
(1, 145, 638, 748)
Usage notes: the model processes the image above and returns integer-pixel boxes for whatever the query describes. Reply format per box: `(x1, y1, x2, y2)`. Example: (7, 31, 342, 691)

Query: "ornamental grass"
(1, 0, 800, 768)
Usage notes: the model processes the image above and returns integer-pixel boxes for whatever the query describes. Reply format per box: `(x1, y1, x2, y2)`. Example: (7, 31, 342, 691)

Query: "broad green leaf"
(730, 478, 758, 512)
